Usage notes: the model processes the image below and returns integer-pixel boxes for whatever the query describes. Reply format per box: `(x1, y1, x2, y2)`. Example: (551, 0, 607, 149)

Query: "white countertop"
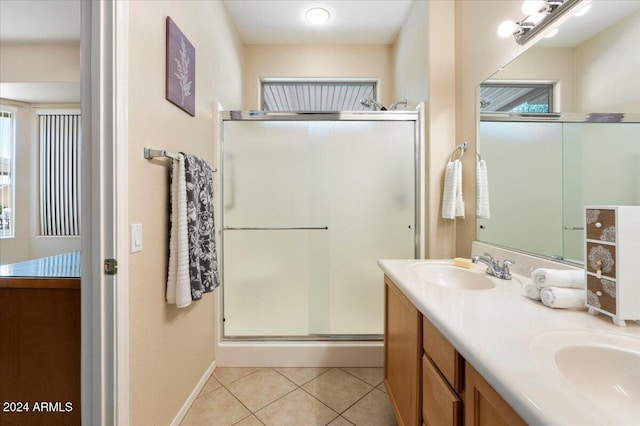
(378, 257, 640, 425)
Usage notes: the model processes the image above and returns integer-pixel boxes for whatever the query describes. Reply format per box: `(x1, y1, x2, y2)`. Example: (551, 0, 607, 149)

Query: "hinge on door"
(104, 258, 118, 275)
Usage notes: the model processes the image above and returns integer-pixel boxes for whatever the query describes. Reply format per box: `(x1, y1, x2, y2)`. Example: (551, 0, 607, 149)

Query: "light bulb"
(498, 20, 520, 38)
(528, 12, 546, 25)
(305, 8, 330, 25)
(521, 0, 546, 15)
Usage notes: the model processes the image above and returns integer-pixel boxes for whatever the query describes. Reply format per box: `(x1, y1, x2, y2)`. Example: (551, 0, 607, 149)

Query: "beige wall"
(0, 44, 81, 265)
(490, 46, 576, 112)
(0, 44, 80, 82)
(393, 0, 429, 109)
(243, 44, 393, 109)
(454, 1, 529, 258)
(575, 9, 640, 112)
(126, 1, 243, 424)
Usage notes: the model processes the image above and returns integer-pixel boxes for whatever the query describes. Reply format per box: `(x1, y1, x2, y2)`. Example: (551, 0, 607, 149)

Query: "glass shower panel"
(318, 121, 415, 335)
(222, 118, 416, 338)
(223, 121, 329, 228)
(223, 230, 329, 337)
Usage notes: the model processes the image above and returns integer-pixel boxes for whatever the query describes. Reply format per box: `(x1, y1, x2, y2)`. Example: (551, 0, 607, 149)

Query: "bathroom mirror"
(476, 1, 640, 265)
(0, 0, 81, 268)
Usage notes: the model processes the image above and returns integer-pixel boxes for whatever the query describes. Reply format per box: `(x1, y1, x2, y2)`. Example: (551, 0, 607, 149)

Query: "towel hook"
(448, 141, 468, 162)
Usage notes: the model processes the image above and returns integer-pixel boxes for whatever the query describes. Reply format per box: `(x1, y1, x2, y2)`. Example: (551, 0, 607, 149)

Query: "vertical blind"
(39, 114, 81, 236)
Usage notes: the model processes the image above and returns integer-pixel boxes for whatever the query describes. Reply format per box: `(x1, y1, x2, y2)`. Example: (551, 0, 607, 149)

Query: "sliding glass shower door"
(221, 114, 417, 338)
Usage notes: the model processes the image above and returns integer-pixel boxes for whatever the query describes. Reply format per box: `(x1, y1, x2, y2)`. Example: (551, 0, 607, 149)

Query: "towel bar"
(144, 147, 218, 172)
(448, 141, 468, 162)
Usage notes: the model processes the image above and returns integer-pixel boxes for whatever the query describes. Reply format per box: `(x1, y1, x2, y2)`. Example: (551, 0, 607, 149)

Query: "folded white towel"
(531, 268, 585, 289)
(442, 159, 464, 219)
(524, 283, 541, 300)
(167, 154, 192, 308)
(476, 158, 490, 219)
(540, 287, 586, 310)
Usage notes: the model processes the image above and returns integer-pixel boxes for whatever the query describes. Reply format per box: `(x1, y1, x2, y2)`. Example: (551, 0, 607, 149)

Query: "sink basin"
(409, 262, 495, 290)
(530, 329, 640, 421)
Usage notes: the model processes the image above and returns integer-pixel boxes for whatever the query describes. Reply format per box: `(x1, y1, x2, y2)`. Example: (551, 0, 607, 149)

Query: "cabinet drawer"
(422, 355, 462, 426)
(586, 274, 617, 314)
(586, 242, 616, 279)
(423, 316, 464, 392)
(586, 209, 616, 242)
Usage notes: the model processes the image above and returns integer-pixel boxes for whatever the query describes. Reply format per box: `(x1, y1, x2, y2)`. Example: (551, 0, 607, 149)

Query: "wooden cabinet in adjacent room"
(0, 277, 81, 426)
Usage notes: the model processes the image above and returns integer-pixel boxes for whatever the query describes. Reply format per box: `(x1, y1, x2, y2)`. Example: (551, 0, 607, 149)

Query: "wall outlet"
(131, 223, 143, 253)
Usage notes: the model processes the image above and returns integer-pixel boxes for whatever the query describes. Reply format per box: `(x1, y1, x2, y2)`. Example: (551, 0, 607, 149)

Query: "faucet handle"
(483, 252, 495, 262)
(502, 259, 515, 273)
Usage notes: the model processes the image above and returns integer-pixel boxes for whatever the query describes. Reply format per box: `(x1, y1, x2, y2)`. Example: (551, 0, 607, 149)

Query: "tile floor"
(181, 367, 397, 426)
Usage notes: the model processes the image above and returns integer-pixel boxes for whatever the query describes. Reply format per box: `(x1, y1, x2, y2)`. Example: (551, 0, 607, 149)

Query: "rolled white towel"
(540, 287, 586, 310)
(531, 268, 585, 289)
(524, 283, 541, 300)
(442, 160, 458, 219)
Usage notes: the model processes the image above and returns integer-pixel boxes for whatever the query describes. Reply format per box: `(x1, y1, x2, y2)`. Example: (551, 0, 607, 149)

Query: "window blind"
(39, 114, 81, 236)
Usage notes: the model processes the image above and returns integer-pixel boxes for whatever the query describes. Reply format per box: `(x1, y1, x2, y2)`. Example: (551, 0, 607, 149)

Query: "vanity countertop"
(378, 257, 640, 425)
(0, 251, 81, 278)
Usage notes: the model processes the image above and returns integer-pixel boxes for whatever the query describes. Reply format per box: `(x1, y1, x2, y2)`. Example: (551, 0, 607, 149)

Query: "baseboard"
(170, 360, 216, 426)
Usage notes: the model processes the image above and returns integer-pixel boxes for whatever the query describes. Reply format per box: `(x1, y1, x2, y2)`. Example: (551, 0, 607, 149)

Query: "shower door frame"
(217, 110, 425, 342)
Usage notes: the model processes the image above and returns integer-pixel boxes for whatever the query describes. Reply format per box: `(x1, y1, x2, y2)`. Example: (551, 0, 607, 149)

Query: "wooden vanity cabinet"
(465, 363, 526, 426)
(422, 316, 464, 426)
(384, 276, 422, 426)
(384, 275, 525, 426)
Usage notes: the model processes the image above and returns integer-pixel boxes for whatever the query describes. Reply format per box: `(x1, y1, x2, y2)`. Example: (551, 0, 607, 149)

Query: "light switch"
(131, 223, 143, 253)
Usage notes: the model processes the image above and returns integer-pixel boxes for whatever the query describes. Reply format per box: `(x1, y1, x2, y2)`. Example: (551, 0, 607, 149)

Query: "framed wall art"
(166, 17, 195, 116)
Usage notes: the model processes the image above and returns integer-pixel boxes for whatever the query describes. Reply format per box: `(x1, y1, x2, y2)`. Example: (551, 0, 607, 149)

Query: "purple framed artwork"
(166, 17, 195, 116)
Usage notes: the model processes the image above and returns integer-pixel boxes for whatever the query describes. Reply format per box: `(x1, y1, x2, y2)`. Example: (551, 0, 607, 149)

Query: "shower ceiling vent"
(261, 80, 376, 112)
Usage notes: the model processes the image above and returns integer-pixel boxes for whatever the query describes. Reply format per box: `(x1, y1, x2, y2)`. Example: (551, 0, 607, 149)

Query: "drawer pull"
(596, 260, 602, 278)
(596, 291, 603, 297)
(595, 222, 602, 228)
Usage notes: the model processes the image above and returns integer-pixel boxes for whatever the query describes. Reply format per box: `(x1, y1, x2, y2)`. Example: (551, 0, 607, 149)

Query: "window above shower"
(261, 78, 378, 112)
(480, 82, 554, 113)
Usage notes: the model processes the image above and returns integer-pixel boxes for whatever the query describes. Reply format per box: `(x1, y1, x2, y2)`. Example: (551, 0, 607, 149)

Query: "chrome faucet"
(471, 252, 515, 280)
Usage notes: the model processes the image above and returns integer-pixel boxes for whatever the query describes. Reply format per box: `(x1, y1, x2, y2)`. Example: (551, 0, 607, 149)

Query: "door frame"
(81, 1, 129, 424)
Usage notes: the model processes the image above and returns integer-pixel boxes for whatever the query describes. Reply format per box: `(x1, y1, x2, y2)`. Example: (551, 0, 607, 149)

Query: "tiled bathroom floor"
(181, 367, 397, 426)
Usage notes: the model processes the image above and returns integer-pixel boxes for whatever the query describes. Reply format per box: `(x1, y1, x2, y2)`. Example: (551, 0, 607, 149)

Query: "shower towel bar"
(448, 141, 468, 162)
(144, 147, 217, 172)
(223, 227, 329, 231)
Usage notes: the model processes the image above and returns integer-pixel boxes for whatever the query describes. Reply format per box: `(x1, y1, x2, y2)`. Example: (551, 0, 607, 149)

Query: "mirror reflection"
(0, 0, 81, 274)
(477, 1, 640, 265)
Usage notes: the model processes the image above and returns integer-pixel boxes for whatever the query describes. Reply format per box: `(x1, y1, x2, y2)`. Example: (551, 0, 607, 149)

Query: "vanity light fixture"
(305, 7, 330, 25)
(498, 0, 584, 45)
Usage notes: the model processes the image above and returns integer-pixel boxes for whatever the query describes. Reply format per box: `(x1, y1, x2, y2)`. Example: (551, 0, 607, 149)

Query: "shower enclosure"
(219, 111, 422, 342)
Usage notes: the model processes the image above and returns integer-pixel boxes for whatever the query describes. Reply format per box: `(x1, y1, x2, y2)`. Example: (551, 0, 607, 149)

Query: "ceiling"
(0, 0, 81, 44)
(223, 0, 414, 45)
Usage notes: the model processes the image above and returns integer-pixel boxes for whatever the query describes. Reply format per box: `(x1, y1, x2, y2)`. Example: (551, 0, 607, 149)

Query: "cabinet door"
(422, 355, 461, 426)
(464, 362, 526, 426)
(385, 276, 421, 426)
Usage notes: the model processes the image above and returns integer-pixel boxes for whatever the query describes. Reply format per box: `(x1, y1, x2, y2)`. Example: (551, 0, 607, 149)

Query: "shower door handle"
(223, 227, 329, 231)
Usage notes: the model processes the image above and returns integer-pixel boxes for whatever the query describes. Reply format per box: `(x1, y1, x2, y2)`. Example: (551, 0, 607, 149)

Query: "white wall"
(0, 44, 81, 265)
(243, 44, 394, 109)
(126, 1, 243, 424)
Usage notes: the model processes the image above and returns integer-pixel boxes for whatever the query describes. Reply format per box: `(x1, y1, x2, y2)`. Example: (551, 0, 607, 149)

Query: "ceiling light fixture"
(498, 0, 585, 45)
(305, 7, 330, 25)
